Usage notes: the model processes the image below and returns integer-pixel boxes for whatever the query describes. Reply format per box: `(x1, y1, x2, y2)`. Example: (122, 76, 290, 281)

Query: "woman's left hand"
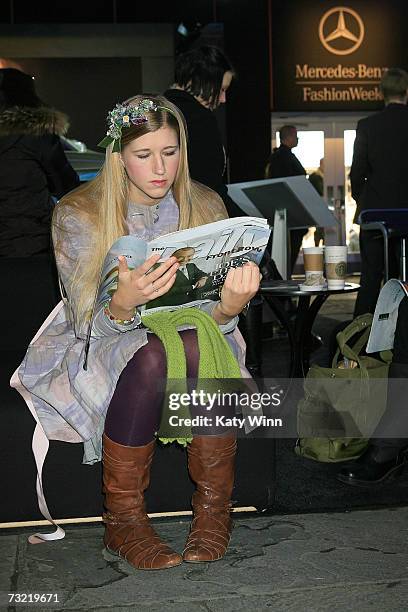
(218, 262, 261, 318)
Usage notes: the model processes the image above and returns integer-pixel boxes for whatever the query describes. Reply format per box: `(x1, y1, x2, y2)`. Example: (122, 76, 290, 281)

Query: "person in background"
(351, 67, 408, 316)
(309, 158, 325, 246)
(0, 67, 79, 348)
(265, 125, 307, 274)
(164, 45, 241, 218)
(0, 67, 79, 257)
(265, 125, 306, 180)
(165, 45, 274, 378)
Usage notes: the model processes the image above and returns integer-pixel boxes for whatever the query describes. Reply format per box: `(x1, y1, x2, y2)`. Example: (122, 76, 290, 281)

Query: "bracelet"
(103, 299, 138, 325)
(241, 301, 251, 316)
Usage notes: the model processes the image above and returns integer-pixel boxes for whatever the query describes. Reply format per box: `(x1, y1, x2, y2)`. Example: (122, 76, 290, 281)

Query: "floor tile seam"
(182, 575, 408, 594)
(54, 577, 408, 611)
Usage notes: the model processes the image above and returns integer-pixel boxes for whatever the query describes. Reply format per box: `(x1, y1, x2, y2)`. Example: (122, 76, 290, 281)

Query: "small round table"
(259, 281, 360, 378)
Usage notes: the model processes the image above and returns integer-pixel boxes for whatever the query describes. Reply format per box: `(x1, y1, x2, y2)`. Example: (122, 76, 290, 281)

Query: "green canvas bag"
(295, 313, 392, 462)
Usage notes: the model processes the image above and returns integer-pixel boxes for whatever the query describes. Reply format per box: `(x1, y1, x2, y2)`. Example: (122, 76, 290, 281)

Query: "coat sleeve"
(52, 209, 141, 340)
(350, 119, 369, 204)
(198, 301, 238, 334)
(39, 135, 80, 199)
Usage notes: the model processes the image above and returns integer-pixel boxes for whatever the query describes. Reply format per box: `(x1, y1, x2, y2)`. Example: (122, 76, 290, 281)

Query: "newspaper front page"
(366, 279, 408, 353)
(95, 216, 271, 316)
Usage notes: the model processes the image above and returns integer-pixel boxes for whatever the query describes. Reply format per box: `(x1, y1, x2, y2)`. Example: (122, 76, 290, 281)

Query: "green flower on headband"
(98, 99, 157, 152)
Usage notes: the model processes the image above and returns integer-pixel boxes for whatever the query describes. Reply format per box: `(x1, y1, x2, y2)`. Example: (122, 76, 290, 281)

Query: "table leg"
(262, 295, 296, 378)
(262, 292, 331, 379)
(295, 294, 330, 377)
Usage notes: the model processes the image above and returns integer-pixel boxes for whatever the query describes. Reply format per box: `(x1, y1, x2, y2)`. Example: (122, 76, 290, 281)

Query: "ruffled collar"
(127, 189, 179, 240)
(128, 188, 175, 216)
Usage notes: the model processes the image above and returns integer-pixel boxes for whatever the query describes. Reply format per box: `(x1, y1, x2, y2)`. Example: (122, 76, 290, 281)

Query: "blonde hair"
(53, 94, 227, 325)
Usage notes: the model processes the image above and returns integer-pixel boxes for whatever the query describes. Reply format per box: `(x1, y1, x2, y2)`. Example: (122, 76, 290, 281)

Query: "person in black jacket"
(165, 46, 276, 378)
(265, 125, 306, 180)
(265, 125, 307, 274)
(164, 45, 242, 218)
(351, 68, 408, 316)
(164, 47, 281, 377)
(0, 67, 79, 348)
(0, 68, 79, 257)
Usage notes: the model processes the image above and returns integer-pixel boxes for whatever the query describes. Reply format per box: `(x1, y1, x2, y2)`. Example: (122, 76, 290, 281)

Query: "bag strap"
(347, 326, 371, 358)
(379, 349, 393, 364)
(332, 313, 373, 368)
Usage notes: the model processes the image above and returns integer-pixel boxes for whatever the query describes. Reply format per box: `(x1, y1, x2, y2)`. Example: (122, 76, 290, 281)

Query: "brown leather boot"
(102, 434, 182, 570)
(183, 434, 236, 562)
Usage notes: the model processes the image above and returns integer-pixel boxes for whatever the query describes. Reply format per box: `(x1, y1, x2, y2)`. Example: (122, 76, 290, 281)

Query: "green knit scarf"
(142, 307, 242, 445)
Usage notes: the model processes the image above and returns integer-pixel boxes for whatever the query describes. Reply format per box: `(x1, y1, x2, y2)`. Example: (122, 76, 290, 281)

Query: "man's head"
(380, 68, 408, 105)
(279, 125, 298, 149)
(172, 246, 195, 265)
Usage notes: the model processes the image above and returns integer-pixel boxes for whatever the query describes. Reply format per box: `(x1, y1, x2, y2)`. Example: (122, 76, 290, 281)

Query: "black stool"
(359, 208, 408, 282)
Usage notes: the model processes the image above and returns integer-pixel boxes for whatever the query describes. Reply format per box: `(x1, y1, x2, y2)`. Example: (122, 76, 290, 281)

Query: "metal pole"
(402, 238, 407, 282)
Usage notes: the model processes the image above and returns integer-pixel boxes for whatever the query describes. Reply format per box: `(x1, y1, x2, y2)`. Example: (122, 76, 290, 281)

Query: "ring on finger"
(152, 282, 159, 293)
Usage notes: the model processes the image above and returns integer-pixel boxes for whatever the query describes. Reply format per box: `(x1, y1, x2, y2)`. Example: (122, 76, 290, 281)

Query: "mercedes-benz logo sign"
(319, 7, 365, 56)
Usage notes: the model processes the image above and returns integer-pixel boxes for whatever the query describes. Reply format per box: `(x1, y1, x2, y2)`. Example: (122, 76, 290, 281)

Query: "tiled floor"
(2, 509, 408, 611)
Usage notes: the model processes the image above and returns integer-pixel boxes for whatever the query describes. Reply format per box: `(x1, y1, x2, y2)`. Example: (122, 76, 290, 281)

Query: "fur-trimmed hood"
(0, 106, 70, 137)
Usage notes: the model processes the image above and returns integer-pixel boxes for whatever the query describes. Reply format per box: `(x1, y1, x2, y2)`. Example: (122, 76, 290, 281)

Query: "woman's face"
(121, 126, 180, 205)
(199, 70, 233, 110)
(217, 70, 233, 105)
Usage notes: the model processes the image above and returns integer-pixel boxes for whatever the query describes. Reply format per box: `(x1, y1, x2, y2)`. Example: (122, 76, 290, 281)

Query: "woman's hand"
(214, 262, 261, 323)
(109, 254, 179, 319)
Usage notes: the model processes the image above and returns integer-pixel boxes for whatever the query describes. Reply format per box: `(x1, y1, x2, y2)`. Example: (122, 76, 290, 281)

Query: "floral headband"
(97, 99, 174, 153)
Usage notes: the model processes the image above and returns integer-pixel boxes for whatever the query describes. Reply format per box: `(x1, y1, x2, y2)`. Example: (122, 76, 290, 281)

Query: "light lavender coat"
(14, 191, 247, 464)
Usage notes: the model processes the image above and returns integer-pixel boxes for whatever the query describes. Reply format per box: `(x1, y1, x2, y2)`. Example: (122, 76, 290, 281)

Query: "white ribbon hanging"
(10, 301, 66, 544)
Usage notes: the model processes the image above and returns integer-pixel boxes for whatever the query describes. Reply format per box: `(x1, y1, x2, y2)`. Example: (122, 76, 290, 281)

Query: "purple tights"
(104, 330, 201, 447)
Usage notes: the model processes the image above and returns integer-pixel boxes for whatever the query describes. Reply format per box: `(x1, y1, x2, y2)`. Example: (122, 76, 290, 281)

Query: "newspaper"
(95, 216, 271, 317)
(366, 279, 408, 353)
